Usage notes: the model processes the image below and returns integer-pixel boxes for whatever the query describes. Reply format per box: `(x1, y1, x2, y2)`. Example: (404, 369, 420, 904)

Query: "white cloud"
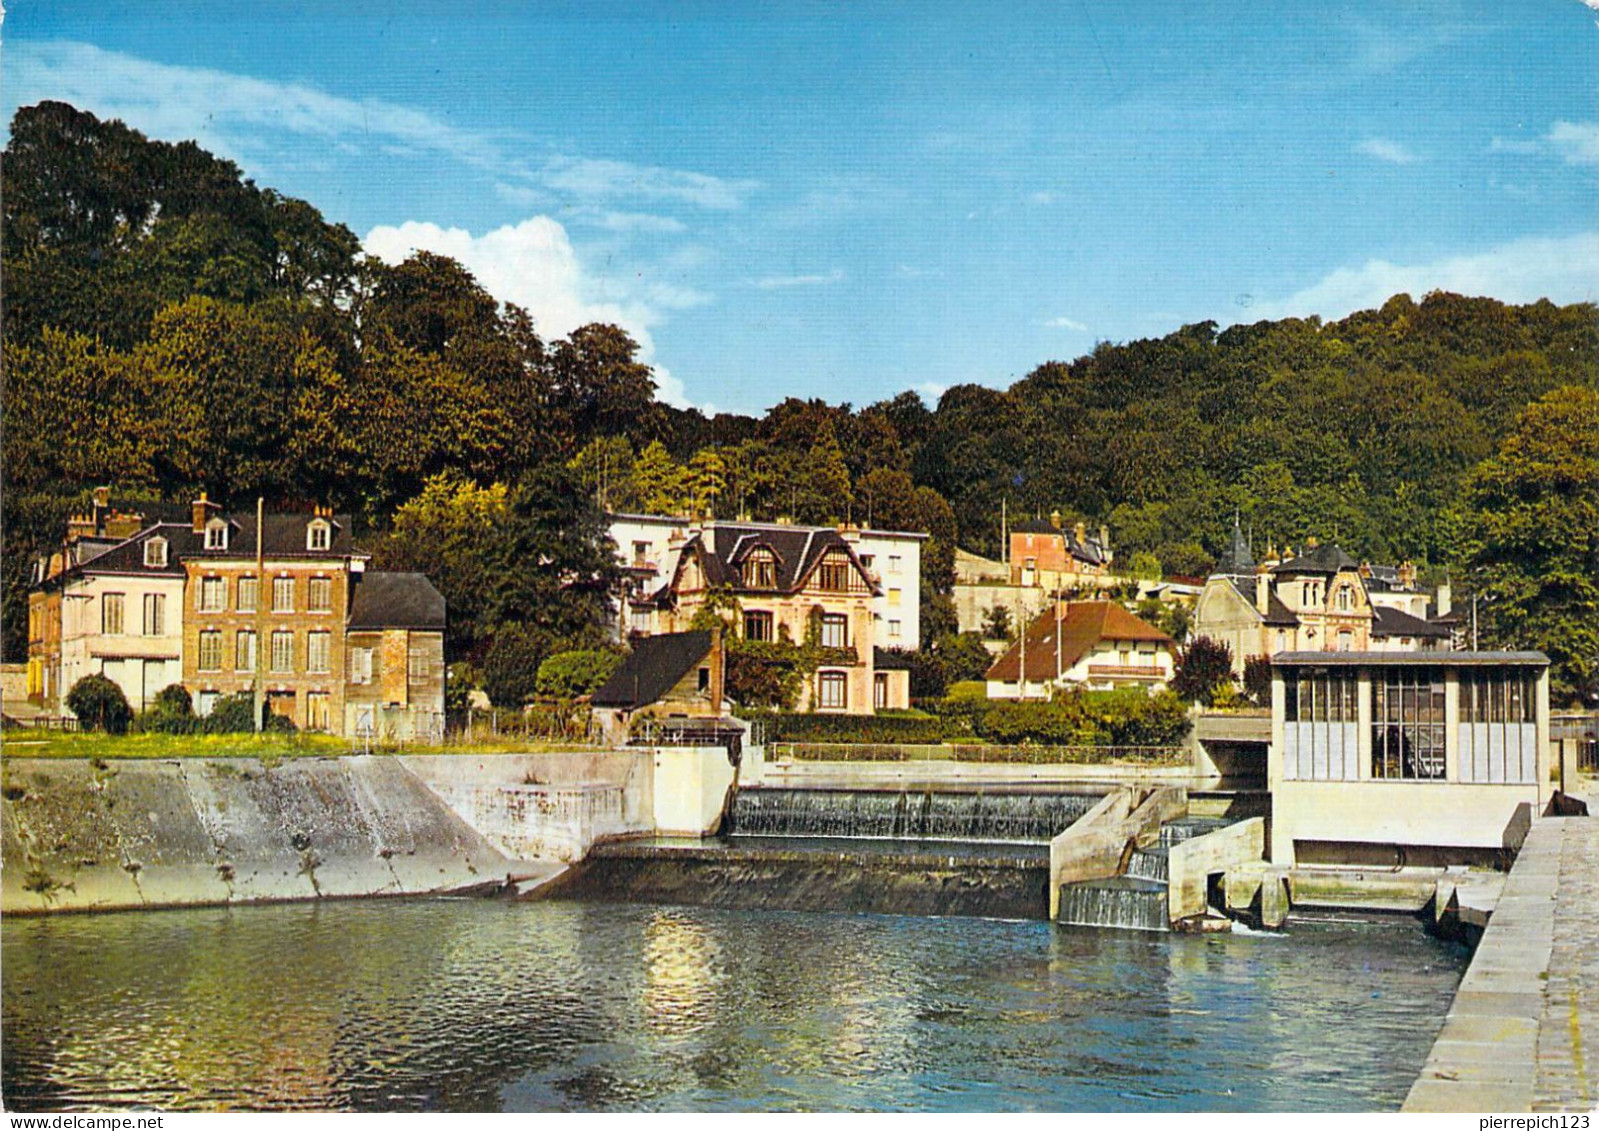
(1548, 121, 1599, 166)
(1356, 137, 1420, 165)
(1250, 231, 1599, 323)
(754, 270, 844, 289)
(1043, 316, 1089, 332)
(912, 382, 949, 404)
(539, 156, 758, 211)
(6, 41, 499, 173)
(1027, 191, 1056, 205)
(363, 218, 709, 411)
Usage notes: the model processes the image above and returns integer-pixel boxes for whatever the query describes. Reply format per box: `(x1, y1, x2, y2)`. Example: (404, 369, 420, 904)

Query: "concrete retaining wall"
(1167, 817, 1265, 921)
(1, 756, 524, 915)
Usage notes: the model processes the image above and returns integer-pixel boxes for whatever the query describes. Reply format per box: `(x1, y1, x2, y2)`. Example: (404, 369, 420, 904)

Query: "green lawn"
(0, 730, 608, 760)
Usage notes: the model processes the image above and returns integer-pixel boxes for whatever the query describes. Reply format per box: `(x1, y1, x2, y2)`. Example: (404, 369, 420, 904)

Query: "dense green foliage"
(7, 102, 1597, 700)
(536, 649, 624, 699)
(135, 684, 196, 734)
(64, 675, 131, 735)
(1172, 636, 1236, 706)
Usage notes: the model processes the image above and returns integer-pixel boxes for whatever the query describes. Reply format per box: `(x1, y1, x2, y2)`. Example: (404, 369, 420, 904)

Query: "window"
(196, 690, 218, 718)
(743, 610, 774, 642)
(236, 630, 257, 672)
(1461, 671, 1536, 724)
(1282, 667, 1362, 782)
(874, 671, 889, 710)
(1460, 669, 1539, 784)
(142, 593, 165, 636)
(199, 576, 224, 612)
(817, 556, 850, 591)
(633, 541, 650, 567)
(308, 577, 333, 613)
(742, 550, 776, 588)
(144, 538, 168, 568)
(1336, 586, 1350, 612)
(888, 554, 902, 575)
(408, 649, 427, 680)
(888, 619, 902, 640)
(205, 519, 228, 550)
(307, 631, 331, 673)
(237, 576, 258, 613)
(306, 692, 331, 732)
(271, 630, 294, 673)
(272, 576, 295, 612)
(818, 671, 847, 710)
(198, 630, 223, 672)
(349, 646, 374, 685)
(1372, 668, 1446, 780)
(698, 667, 711, 693)
(888, 588, 902, 607)
(102, 593, 125, 635)
(1284, 670, 1359, 723)
(820, 613, 848, 649)
(630, 607, 652, 633)
(307, 520, 331, 552)
(1337, 630, 1353, 652)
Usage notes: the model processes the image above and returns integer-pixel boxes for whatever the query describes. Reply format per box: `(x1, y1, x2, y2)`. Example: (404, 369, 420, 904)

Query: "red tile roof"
(985, 601, 1173, 682)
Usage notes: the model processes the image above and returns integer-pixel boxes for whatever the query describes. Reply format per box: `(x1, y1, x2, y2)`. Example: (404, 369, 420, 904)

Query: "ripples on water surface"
(2, 899, 1465, 1112)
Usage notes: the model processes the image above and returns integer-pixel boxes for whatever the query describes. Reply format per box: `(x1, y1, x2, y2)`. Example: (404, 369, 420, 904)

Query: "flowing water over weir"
(725, 788, 1101, 842)
(1056, 817, 1239, 933)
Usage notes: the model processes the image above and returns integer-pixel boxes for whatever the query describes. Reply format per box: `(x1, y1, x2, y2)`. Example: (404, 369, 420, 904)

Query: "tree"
(65, 674, 132, 734)
(549, 323, 659, 445)
(631, 441, 690, 515)
(374, 475, 512, 659)
(536, 648, 624, 699)
(1242, 655, 1273, 706)
(1171, 636, 1235, 706)
(1127, 551, 1163, 583)
(1460, 386, 1599, 703)
(567, 436, 638, 512)
(936, 632, 995, 685)
(482, 624, 547, 708)
(981, 605, 1013, 641)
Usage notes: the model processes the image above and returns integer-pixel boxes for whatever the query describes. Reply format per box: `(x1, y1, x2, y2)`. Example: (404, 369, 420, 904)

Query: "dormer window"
(307, 519, 331, 552)
(205, 518, 229, 551)
(817, 554, 851, 591)
(742, 548, 777, 588)
(144, 537, 168, 568)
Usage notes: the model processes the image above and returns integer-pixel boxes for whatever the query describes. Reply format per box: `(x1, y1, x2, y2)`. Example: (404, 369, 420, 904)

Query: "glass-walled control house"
(1269, 652, 1550, 868)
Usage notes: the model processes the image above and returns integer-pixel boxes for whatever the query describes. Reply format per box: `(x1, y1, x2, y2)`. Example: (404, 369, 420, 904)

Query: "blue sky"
(6, 2, 1598, 413)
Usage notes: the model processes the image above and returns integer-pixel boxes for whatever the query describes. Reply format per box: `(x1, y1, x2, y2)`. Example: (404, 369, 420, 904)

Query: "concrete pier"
(1404, 816, 1598, 1112)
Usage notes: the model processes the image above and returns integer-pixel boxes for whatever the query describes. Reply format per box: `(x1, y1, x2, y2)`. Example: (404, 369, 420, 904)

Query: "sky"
(5, 1, 1598, 414)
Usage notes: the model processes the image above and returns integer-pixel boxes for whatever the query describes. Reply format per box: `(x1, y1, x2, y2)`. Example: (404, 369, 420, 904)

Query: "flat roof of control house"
(1272, 650, 1548, 667)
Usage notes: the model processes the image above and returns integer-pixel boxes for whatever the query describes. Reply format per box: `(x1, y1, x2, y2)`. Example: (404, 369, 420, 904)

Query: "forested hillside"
(5, 103, 1596, 699)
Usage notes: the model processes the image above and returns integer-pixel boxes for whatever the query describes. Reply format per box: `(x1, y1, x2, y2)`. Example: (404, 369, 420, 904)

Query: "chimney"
(1049, 509, 1062, 530)
(837, 522, 860, 543)
(1074, 521, 1087, 547)
(1435, 582, 1451, 619)
(1305, 535, 1319, 549)
(66, 512, 95, 544)
(1099, 524, 1110, 552)
(1398, 560, 1417, 589)
(708, 624, 726, 714)
(1256, 563, 1271, 617)
(191, 492, 218, 533)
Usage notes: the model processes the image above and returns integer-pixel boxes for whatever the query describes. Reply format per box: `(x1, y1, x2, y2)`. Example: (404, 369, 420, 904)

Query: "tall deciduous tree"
(1460, 386, 1599, 703)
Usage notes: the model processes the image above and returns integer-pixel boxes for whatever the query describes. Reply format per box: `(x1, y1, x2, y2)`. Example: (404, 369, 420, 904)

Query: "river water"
(2, 899, 1465, 1112)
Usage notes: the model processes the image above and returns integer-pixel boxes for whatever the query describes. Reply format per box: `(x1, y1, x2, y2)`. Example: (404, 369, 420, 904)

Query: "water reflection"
(2, 900, 1465, 1112)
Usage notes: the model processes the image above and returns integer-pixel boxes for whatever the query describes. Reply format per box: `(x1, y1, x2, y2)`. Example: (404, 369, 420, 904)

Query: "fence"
(769, 741, 1189, 766)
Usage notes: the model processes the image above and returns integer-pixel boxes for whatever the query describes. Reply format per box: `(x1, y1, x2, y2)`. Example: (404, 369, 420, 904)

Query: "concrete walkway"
(1404, 816, 1597, 1112)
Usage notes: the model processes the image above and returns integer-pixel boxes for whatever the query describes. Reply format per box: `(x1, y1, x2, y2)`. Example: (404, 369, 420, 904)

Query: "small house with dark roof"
(344, 572, 448, 741)
(985, 601, 1175, 698)
(589, 629, 725, 744)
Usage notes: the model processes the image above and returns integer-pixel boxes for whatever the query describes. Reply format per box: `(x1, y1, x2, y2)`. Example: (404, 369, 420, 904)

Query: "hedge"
(749, 710, 973, 744)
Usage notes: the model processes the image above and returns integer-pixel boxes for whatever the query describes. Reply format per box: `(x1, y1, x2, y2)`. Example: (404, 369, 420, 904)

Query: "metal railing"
(770, 741, 1189, 765)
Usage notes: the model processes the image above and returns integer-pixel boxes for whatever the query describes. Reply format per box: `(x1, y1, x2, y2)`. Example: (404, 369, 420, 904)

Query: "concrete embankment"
(0, 755, 564, 914)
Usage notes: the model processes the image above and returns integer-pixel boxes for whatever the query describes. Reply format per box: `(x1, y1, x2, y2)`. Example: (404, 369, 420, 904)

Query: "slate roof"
(1216, 577, 1299, 626)
(348, 572, 446, 631)
(36, 523, 202, 586)
(1011, 517, 1060, 535)
(986, 601, 1173, 682)
(591, 631, 715, 709)
(1272, 543, 1358, 575)
(185, 513, 361, 559)
(1370, 604, 1452, 640)
(672, 523, 876, 595)
(1215, 518, 1255, 576)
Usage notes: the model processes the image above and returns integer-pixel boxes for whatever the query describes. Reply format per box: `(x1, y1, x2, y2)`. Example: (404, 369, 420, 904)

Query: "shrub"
(1171, 635, 1235, 705)
(1242, 654, 1273, 706)
(483, 623, 547, 707)
(976, 699, 1098, 746)
(203, 692, 258, 734)
(536, 648, 623, 699)
(936, 631, 995, 684)
(757, 711, 967, 744)
(65, 674, 131, 735)
(1084, 688, 1190, 746)
(136, 683, 195, 734)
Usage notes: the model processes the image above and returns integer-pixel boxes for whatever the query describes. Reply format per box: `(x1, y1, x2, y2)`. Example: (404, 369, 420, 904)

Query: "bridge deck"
(1404, 815, 1598, 1112)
